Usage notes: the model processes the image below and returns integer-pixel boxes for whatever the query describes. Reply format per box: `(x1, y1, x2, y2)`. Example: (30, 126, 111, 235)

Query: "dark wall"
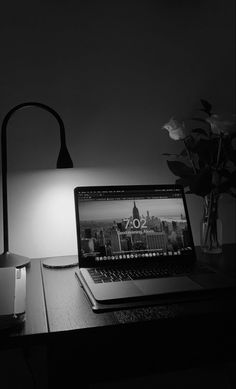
(0, 0, 235, 256)
(0, 0, 235, 172)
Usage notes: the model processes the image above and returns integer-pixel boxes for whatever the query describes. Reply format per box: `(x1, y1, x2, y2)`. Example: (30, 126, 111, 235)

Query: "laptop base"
(75, 270, 234, 312)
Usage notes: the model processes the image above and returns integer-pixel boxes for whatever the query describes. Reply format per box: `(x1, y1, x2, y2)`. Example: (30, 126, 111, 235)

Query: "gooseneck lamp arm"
(1, 102, 73, 268)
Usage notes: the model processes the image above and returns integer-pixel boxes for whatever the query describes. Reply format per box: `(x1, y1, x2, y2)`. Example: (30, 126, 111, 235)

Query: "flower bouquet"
(163, 99, 236, 253)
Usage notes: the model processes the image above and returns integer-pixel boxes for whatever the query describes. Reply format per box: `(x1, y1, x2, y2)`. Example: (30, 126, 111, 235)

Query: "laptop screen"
(74, 185, 195, 267)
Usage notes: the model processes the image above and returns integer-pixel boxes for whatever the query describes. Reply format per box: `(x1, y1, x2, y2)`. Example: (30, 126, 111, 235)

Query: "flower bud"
(206, 114, 235, 135)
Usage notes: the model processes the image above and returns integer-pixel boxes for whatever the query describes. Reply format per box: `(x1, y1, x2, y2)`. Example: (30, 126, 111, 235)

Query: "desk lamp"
(0, 102, 73, 268)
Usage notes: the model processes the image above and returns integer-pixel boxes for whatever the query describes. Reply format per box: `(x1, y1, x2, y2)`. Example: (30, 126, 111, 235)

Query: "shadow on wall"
(0, 167, 235, 258)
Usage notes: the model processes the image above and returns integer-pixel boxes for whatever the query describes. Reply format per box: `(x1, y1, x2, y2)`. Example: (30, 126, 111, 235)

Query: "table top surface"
(41, 245, 236, 333)
(1, 244, 235, 383)
(1, 244, 236, 344)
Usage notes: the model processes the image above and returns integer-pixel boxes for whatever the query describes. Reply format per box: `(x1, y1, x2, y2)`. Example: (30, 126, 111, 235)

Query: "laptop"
(74, 185, 235, 311)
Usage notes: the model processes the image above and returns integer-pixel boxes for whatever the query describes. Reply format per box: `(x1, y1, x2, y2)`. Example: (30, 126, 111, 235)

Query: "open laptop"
(74, 185, 235, 311)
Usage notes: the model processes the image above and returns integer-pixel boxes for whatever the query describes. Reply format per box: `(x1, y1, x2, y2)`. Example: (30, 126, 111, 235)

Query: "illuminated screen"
(76, 188, 193, 262)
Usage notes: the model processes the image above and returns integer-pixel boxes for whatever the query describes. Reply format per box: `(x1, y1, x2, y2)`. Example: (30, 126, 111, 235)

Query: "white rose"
(162, 118, 186, 140)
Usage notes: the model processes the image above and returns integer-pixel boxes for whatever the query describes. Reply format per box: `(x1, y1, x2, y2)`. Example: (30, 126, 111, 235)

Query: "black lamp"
(0, 102, 73, 268)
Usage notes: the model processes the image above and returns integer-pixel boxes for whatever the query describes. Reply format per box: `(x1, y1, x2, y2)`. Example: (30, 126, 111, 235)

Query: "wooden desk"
(1, 246, 235, 388)
(0, 259, 48, 346)
(0, 260, 48, 388)
(41, 245, 236, 387)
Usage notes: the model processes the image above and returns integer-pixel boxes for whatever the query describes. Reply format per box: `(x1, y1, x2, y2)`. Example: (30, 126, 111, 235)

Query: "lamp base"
(42, 255, 78, 269)
(0, 252, 31, 268)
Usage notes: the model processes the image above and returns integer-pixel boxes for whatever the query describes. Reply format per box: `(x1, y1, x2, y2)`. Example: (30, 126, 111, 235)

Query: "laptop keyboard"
(88, 263, 210, 284)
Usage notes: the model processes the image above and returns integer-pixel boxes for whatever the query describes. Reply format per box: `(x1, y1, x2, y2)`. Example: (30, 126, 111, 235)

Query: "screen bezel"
(74, 184, 196, 268)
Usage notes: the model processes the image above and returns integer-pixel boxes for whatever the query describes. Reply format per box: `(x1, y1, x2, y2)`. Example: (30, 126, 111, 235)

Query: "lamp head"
(56, 143, 74, 169)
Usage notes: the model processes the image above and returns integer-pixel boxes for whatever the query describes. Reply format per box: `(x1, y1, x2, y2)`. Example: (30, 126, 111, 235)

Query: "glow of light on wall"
(6, 170, 78, 258)
(1, 167, 235, 258)
(4, 166, 164, 258)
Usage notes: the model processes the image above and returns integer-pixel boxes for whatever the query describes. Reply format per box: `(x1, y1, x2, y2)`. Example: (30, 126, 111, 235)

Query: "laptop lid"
(74, 185, 196, 269)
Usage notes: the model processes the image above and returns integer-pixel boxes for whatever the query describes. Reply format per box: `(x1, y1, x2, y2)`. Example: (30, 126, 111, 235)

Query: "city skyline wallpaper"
(78, 197, 192, 260)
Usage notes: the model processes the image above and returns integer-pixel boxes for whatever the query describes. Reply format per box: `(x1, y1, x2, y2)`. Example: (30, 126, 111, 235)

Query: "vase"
(200, 192, 222, 254)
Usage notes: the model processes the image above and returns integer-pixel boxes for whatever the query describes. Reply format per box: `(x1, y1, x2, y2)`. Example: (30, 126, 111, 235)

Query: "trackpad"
(135, 276, 202, 296)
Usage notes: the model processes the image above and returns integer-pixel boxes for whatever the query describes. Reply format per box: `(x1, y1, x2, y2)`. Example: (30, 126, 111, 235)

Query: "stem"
(183, 139, 197, 174)
(216, 135, 223, 168)
(203, 192, 220, 250)
(203, 193, 213, 246)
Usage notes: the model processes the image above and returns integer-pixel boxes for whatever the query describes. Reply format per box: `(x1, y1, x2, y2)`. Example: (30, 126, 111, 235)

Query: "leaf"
(191, 117, 207, 123)
(198, 158, 206, 170)
(180, 149, 188, 157)
(223, 140, 236, 164)
(219, 168, 231, 178)
(184, 136, 197, 151)
(192, 139, 218, 164)
(191, 128, 208, 136)
(200, 99, 212, 115)
(175, 177, 192, 188)
(229, 150, 236, 164)
(167, 160, 194, 178)
(191, 117, 211, 131)
(228, 189, 236, 198)
(218, 171, 236, 193)
(229, 131, 236, 140)
(229, 170, 236, 188)
(162, 153, 179, 157)
(218, 180, 231, 193)
(189, 169, 212, 197)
